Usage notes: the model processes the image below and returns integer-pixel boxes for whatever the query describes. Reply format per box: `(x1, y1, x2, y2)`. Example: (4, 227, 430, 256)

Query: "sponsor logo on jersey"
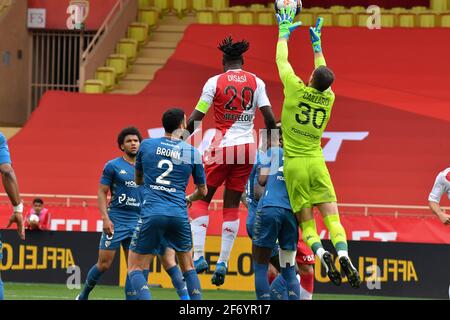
(119, 170, 127, 175)
(150, 184, 177, 193)
(290, 127, 320, 140)
(125, 180, 138, 188)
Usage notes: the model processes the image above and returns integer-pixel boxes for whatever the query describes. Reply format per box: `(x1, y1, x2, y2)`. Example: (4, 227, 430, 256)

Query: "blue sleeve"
(192, 149, 206, 185)
(135, 143, 144, 172)
(0, 134, 12, 165)
(100, 162, 114, 186)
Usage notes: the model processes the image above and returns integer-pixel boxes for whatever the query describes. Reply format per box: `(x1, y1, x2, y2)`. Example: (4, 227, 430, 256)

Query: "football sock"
(323, 214, 348, 253)
(300, 219, 323, 254)
(270, 275, 288, 300)
(0, 279, 4, 300)
(129, 270, 151, 300)
(125, 274, 137, 300)
(183, 270, 202, 300)
(125, 269, 149, 300)
(218, 209, 240, 265)
(281, 265, 300, 300)
(254, 263, 270, 300)
(299, 272, 314, 300)
(79, 265, 103, 299)
(167, 266, 190, 300)
(191, 200, 210, 261)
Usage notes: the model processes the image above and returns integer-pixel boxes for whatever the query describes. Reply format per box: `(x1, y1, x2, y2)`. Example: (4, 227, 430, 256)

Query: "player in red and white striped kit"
(186, 37, 276, 286)
(428, 167, 450, 225)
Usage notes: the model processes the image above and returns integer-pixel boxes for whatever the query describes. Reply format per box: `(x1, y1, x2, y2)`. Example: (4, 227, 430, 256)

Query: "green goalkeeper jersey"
(277, 41, 335, 158)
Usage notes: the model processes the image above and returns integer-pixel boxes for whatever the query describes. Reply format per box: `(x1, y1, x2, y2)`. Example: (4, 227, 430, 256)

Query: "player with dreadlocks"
(187, 36, 276, 286)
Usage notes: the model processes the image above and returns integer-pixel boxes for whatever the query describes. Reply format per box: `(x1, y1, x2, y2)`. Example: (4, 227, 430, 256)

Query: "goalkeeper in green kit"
(274, 8, 360, 288)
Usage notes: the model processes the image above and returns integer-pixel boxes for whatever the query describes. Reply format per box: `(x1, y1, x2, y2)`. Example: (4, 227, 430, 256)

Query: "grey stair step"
(144, 41, 178, 49)
(134, 57, 167, 65)
(151, 31, 184, 42)
(156, 24, 188, 32)
(140, 47, 175, 58)
(124, 73, 154, 81)
(129, 64, 162, 75)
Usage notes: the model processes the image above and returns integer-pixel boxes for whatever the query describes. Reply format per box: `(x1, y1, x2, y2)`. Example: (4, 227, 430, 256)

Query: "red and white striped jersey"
(428, 168, 450, 203)
(196, 69, 271, 148)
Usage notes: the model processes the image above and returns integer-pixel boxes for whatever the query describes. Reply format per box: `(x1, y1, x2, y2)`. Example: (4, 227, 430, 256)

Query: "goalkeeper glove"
(276, 7, 302, 40)
(309, 17, 324, 53)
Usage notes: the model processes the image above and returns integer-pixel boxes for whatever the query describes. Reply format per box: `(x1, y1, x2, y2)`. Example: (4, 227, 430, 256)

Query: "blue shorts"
(252, 206, 298, 251)
(99, 223, 136, 250)
(130, 215, 192, 255)
(247, 205, 279, 258)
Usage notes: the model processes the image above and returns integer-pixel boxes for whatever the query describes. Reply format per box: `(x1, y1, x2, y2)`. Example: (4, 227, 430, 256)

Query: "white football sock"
(300, 284, 313, 300)
(316, 247, 326, 261)
(191, 215, 209, 261)
(337, 250, 349, 259)
(217, 219, 240, 266)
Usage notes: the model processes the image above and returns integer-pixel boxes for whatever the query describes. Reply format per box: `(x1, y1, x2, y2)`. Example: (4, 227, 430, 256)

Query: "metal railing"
(81, 0, 127, 63)
(0, 193, 446, 218)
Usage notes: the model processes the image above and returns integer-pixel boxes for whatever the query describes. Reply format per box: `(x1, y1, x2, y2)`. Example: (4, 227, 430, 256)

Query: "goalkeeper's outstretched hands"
(276, 7, 302, 40)
(309, 17, 324, 53)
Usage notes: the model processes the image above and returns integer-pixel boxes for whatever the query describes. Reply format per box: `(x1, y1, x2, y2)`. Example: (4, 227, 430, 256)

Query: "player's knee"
(97, 260, 112, 272)
(223, 208, 239, 221)
(279, 250, 296, 268)
(298, 264, 314, 275)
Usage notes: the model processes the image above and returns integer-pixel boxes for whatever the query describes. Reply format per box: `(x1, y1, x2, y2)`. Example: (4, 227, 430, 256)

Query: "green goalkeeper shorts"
(284, 156, 337, 213)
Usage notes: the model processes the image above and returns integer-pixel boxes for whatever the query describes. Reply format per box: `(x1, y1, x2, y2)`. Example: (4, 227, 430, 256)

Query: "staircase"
(111, 13, 196, 94)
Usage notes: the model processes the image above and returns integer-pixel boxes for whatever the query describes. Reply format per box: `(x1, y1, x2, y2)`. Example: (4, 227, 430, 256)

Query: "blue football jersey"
(136, 137, 206, 218)
(100, 157, 142, 224)
(257, 147, 291, 211)
(0, 133, 12, 165)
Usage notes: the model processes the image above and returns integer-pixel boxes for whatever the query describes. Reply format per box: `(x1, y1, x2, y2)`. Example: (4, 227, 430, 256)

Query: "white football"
(29, 214, 40, 223)
(275, 0, 302, 16)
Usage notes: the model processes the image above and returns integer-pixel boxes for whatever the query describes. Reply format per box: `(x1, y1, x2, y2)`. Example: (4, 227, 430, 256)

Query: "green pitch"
(2, 282, 426, 300)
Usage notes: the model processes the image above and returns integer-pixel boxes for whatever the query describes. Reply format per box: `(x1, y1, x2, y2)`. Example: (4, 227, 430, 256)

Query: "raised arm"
(310, 17, 326, 68)
(275, 8, 302, 87)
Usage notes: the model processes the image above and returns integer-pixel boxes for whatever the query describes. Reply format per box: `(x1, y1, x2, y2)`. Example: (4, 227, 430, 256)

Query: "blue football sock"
(270, 274, 288, 300)
(183, 270, 202, 300)
(0, 279, 4, 300)
(125, 274, 137, 300)
(126, 269, 150, 300)
(79, 265, 103, 300)
(254, 263, 270, 300)
(167, 266, 190, 300)
(281, 265, 300, 300)
(129, 270, 151, 300)
(143, 269, 150, 281)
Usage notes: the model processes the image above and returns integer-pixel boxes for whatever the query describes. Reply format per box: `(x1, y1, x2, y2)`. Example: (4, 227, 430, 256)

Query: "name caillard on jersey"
(198, 69, 271, 148)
